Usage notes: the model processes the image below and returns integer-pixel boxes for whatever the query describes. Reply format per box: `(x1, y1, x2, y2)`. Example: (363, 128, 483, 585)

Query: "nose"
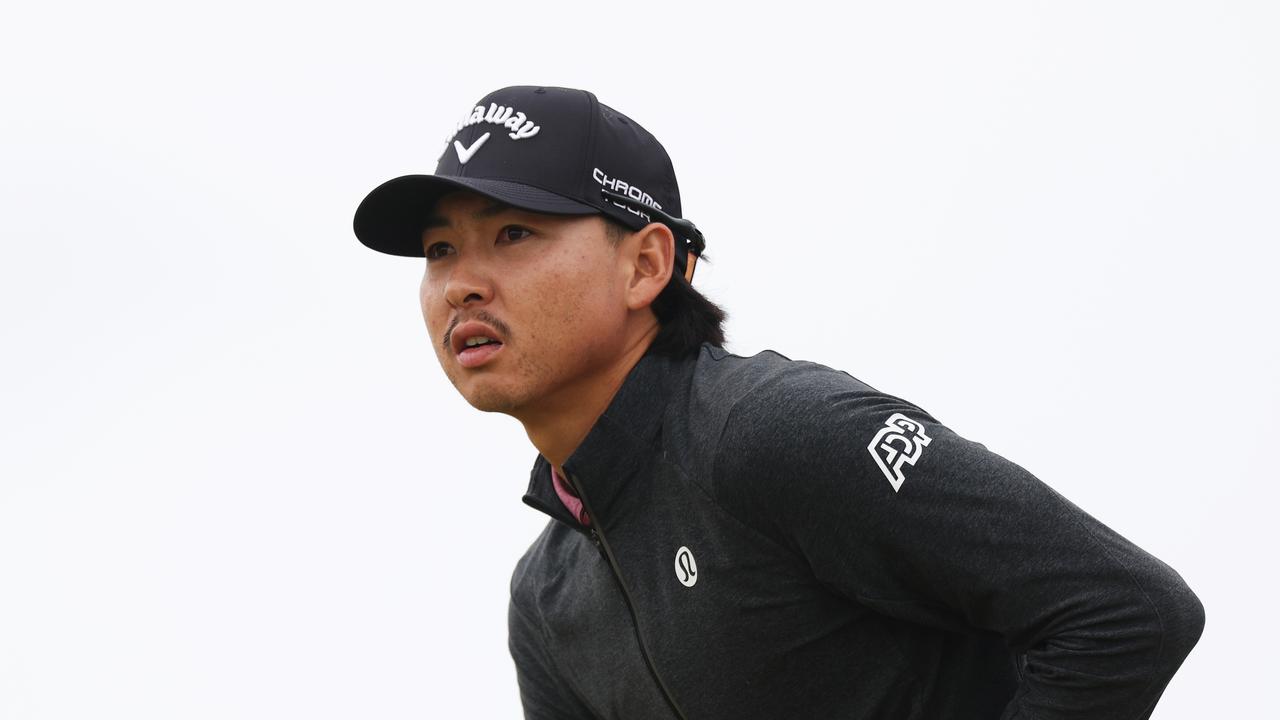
(442, 257, 494, 309)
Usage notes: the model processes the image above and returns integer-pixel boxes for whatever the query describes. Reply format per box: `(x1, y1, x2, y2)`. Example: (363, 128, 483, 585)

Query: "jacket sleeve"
(711, 367, 1204, 720)
(508, 593, 598, 720)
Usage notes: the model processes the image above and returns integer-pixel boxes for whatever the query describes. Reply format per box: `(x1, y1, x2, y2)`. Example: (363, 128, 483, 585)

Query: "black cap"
(354, 86, 704, 278)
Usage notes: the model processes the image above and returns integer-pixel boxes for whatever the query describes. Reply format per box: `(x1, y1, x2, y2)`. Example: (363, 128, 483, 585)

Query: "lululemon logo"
(674, 546, 698, 588)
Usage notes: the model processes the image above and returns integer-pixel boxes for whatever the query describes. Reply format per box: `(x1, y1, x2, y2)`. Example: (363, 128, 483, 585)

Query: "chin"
(456, 379, 526, 415)
(464, 393, 520, 414)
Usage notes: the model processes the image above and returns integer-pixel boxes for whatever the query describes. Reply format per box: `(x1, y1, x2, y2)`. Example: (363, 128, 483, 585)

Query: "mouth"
(450, 320, 506, 369)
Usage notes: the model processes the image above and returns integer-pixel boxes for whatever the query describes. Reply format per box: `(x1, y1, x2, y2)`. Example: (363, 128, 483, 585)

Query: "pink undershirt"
(551, 467, 592, 527)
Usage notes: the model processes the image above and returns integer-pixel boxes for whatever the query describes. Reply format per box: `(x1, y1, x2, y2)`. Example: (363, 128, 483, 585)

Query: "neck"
(520, 323, 658, 470)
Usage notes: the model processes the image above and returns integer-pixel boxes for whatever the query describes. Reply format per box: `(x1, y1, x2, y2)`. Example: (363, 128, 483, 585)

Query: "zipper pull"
(589, 528, 603, 550)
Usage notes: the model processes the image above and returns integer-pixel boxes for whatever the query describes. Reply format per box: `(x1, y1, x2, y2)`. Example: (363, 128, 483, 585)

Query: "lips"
(450, 320, 505, 369)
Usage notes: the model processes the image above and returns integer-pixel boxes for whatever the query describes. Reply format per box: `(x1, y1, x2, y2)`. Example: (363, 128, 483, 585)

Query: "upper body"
(352, 85, 1204, 719)
(510, 344, 1203, 719)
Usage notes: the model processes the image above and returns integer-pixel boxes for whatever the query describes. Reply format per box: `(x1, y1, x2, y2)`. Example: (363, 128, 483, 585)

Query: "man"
(353, 86, 1204, 719)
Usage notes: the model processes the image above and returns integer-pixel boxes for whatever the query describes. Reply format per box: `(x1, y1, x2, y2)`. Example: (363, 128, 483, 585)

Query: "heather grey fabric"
(510, 345, 1203, 719)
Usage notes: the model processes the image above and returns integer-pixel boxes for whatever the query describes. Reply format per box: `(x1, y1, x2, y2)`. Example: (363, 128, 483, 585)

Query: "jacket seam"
(696, 391, 817, 567)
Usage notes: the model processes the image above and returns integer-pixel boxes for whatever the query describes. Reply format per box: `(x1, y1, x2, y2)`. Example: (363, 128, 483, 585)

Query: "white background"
(1, 1, 1275, 717)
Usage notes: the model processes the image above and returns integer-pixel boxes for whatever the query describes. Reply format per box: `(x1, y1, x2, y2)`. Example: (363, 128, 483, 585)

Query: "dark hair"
(603, 217, 728, 358)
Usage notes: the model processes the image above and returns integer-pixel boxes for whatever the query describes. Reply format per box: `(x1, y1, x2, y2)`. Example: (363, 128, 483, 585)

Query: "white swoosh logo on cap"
(454, 133, 491, 165)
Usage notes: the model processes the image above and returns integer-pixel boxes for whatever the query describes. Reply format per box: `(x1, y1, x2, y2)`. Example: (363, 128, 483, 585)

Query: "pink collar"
(551, 467, 591, 527)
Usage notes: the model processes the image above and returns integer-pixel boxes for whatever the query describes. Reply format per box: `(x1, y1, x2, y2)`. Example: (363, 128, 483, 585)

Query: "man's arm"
(711, 366, 1204, 719)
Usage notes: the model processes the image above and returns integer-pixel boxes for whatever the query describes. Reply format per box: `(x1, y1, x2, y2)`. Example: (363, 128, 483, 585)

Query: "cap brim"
(353, 175, 600, 257)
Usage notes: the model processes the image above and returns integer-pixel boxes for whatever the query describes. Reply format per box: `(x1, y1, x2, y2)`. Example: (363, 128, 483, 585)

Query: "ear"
(621, 221, 675, 311)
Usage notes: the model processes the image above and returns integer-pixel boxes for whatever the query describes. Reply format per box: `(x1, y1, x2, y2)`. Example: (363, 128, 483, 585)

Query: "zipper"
(567, 471, 690, 720)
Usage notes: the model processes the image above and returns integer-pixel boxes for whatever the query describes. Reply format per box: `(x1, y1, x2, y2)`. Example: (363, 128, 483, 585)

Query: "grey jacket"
(510, 345, 1204, 719)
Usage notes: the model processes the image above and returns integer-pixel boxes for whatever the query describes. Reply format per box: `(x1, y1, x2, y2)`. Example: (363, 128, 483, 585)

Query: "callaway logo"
(674, 546, 698, 588)
(453, 133, 490, 165)
(442, 102, 541, 164)
(447, 102, 540, 143)
(868, 413, 932, 492)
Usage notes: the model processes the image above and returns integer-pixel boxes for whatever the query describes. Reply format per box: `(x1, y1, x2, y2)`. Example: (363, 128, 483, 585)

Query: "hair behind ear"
(646, 271, 728, 357)
(603, 216, 728, 358)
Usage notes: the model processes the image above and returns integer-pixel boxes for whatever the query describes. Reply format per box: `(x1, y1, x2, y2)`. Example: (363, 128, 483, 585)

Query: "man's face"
(419, 190, 634, 416)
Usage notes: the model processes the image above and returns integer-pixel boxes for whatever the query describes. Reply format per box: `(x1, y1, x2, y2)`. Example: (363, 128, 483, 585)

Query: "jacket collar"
(522, 349, 692, 528)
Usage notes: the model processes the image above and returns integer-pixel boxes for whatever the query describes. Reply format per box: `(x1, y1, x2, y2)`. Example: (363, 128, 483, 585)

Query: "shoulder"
(689, 345, 934, 457)
(683, 347, 942, 538)
(691, 344, 870, 400)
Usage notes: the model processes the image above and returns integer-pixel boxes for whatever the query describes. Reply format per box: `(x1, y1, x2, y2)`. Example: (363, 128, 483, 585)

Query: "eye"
(424, 241, 455, 261)
(499, 226, 534, 244)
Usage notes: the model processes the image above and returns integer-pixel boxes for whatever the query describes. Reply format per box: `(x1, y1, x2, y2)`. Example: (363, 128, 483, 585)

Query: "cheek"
(419, 274, 448, 340)
(531, 265, 625, 344)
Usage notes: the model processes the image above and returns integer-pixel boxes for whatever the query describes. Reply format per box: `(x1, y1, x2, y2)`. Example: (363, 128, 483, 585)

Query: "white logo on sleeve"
(674, 546, 698, 587)
(868, 413, 932, 492)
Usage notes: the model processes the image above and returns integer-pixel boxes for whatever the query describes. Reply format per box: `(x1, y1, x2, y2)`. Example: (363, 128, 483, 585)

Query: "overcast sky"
(2, 1, 1276, 717)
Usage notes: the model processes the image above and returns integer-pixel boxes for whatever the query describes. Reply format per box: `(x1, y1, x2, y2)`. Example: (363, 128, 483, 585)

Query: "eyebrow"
(422, 201, 513, 231)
